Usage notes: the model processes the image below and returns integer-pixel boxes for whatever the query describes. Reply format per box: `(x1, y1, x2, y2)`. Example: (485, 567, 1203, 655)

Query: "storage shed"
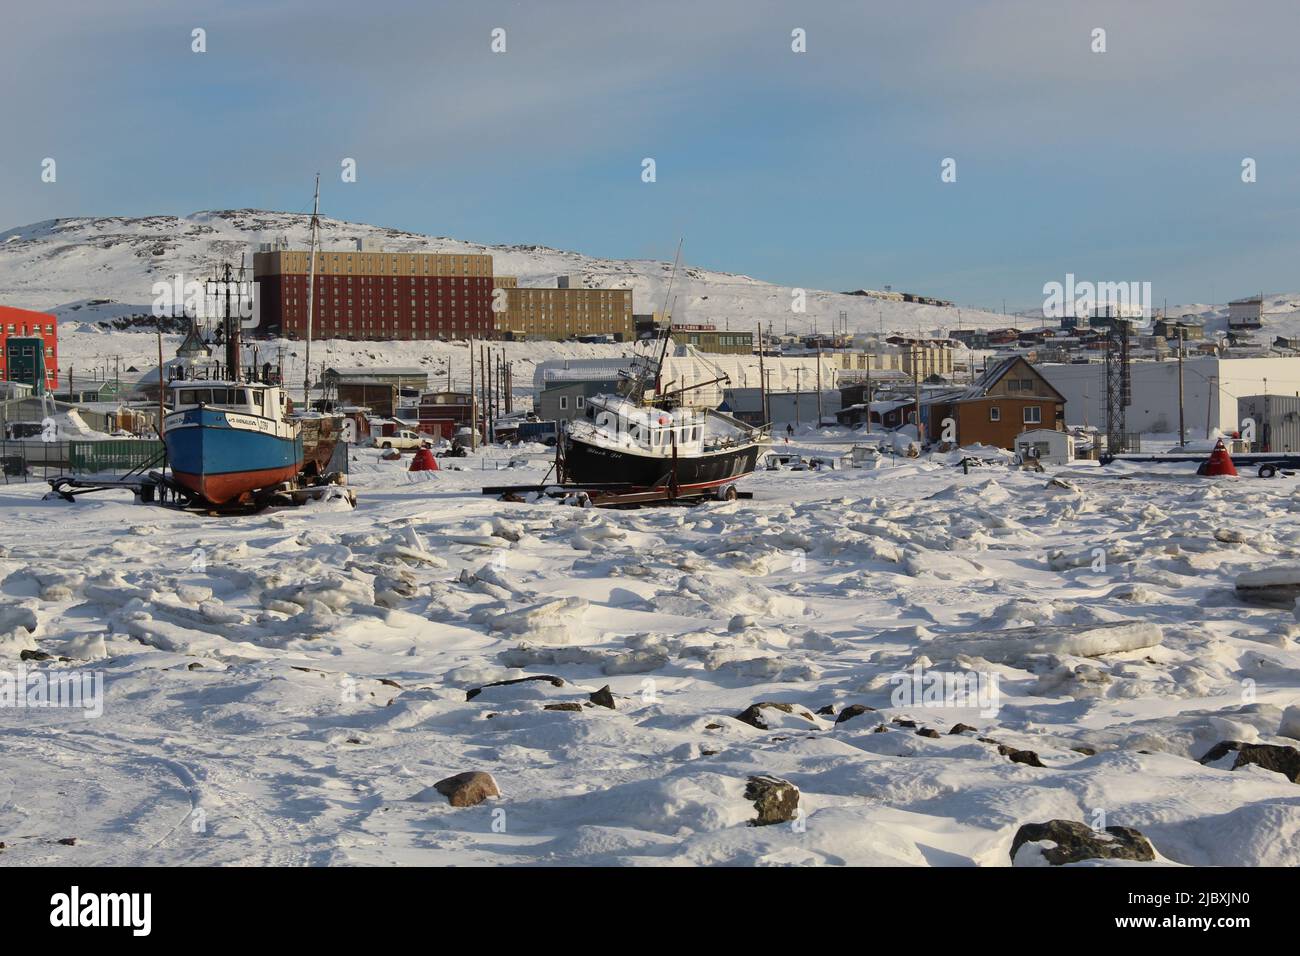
(1015, 428, 1075, 466)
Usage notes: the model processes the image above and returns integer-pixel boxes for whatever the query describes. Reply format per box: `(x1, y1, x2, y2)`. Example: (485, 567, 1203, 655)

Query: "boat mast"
(303, 173, 321, 408)
(222, 261, 239, 380)
(653, 239, 683, 398)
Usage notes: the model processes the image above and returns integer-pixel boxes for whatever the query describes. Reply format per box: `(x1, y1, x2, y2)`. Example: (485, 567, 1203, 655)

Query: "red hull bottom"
(173, 464, 301, 505)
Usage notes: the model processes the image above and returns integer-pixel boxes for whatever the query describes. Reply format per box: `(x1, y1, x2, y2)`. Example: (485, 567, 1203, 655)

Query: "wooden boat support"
(481, 480, 753, 508)
(46, 469, 355, 512)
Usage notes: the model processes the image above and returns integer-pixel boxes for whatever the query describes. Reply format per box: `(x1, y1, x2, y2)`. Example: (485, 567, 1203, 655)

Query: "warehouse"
(1038, 356, 1300, 437)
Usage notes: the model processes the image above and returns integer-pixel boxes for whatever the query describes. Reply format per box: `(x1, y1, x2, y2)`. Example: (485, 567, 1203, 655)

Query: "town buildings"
(1228, 296, 1264, 331)
(1039, 355, 1300, 437)
(0, 305, 59, 391)
(497, 284, 633, 341)
(924, 356, 1067, 448)
(253, 242, 633, 342)
(633, 317, 753, 354)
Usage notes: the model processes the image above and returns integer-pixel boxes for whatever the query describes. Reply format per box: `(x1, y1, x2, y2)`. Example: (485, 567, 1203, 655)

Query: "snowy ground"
(2, 441, 1300, 867)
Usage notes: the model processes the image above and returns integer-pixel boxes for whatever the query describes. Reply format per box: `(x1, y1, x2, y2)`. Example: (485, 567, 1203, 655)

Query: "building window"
(989, 406, 1001, 422)
(559, 396, 568, 410)
(576, 396, 584, 409)
(1024, 406, 1041, 424)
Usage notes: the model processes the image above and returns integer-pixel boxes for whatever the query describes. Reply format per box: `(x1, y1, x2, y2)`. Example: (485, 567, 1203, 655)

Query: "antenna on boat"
(303, 173, 321, 410)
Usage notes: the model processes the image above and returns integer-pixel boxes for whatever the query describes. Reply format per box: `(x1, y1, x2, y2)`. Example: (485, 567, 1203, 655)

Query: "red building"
(253, 247, 496, 341)
(0, 305, 59, 390)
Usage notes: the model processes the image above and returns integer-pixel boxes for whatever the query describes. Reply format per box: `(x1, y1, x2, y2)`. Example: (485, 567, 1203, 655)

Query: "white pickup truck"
(373, 429, 427, 450)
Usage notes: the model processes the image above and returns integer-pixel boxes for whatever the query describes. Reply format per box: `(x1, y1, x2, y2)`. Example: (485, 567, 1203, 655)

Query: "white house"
(1228, 296, 1264, 330)
(1015, 428, 1074, 465)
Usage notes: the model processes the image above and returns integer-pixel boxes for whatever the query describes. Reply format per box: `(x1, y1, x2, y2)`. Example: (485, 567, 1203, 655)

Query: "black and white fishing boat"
(558, 241, 768, 495)
(562, 394, 766, 493)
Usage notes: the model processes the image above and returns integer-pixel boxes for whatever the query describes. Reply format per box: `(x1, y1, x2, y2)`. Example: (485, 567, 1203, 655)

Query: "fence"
(0, 439, 164, 484)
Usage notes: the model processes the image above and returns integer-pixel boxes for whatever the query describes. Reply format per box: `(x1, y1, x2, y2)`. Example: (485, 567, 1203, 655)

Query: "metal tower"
(1103, 308, 1131, 456)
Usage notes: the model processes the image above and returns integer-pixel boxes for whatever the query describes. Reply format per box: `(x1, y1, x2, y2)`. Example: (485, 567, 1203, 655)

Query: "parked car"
(518, 420, 559, 445)
(372, 429, 427, 450)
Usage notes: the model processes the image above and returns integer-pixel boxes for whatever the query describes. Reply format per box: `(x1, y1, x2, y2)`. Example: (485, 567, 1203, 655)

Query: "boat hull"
(563, 434, 762, 491)
(164, 407, 304, 505)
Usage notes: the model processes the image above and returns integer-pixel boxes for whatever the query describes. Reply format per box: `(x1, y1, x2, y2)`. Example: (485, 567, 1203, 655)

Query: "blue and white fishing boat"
(163, 379, 303, 505)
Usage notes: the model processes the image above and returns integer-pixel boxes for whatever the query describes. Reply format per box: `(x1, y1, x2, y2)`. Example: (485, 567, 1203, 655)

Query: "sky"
(3, 0, 1299, 312)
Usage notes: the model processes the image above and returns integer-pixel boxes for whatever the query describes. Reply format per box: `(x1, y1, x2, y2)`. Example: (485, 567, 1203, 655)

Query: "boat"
(558, 239, 768, 493)
(160, 175, 323, 506)
(562, 394, 766, 492)
(162, 378, 303, 505)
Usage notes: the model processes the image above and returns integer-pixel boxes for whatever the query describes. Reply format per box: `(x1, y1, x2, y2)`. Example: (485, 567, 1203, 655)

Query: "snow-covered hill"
(0, 210, 1005, 336)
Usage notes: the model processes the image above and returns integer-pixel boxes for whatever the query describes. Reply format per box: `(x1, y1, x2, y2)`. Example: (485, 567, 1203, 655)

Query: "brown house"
(924, 357, 1065, 449)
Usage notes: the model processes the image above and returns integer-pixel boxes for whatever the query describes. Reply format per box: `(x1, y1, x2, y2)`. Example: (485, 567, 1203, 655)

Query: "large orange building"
(0, 305, 59, 390)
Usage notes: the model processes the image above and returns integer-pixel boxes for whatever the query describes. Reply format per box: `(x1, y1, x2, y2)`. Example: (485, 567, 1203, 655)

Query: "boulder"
(834, 703, 877, 725)
(745, 775, 800, 826)
(982, 737, 1045, 767)
(734, 701, 818, 730)
(1198, 741, 1300, 783)
(422, 771, 501, 807)
(1010, 820, 1156, 866)
(466, 675, 565, 701)
(588, 685, 616, 709)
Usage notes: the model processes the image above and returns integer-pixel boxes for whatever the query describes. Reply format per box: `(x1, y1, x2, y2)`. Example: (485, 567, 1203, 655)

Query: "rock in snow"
(734, 701, 820, 730)
(1198, 741, 1300, 783)
(745, 775, 800, 826)
(588, 685, 616, 709)
(1010, 820, 1157, 866)
(465, 675, 566, 701)
(834, 703, 878, 725)
(419, 772, 501, 807)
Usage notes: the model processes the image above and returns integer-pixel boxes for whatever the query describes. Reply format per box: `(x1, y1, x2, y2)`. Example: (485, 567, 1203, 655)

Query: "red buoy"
(1203, 438, 1237, 477)
(409, 446, 439, 472)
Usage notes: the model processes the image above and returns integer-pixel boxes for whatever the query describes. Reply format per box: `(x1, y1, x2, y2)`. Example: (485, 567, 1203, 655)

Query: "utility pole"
(913, 343, 924, 446)
(816, 346, 823, 425)
(757, 322, 768, 425)
(865, 352, 873, 423)
(795, 368, 802, 427)
(469, 338, 477, 451)
(1177, 328, 1185, 447)
(155, 326, 165, 437)
(480, 342, 489, 443)
(303, 173, 321, 408)
(1205, 375, 1215, 440)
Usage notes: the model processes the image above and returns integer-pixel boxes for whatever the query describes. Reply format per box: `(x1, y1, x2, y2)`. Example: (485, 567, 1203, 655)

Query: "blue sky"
(3, 0, 1299, 310)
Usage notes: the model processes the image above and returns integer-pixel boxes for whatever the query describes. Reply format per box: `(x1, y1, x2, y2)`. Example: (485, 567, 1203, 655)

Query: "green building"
(4, 337, 48, 392)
